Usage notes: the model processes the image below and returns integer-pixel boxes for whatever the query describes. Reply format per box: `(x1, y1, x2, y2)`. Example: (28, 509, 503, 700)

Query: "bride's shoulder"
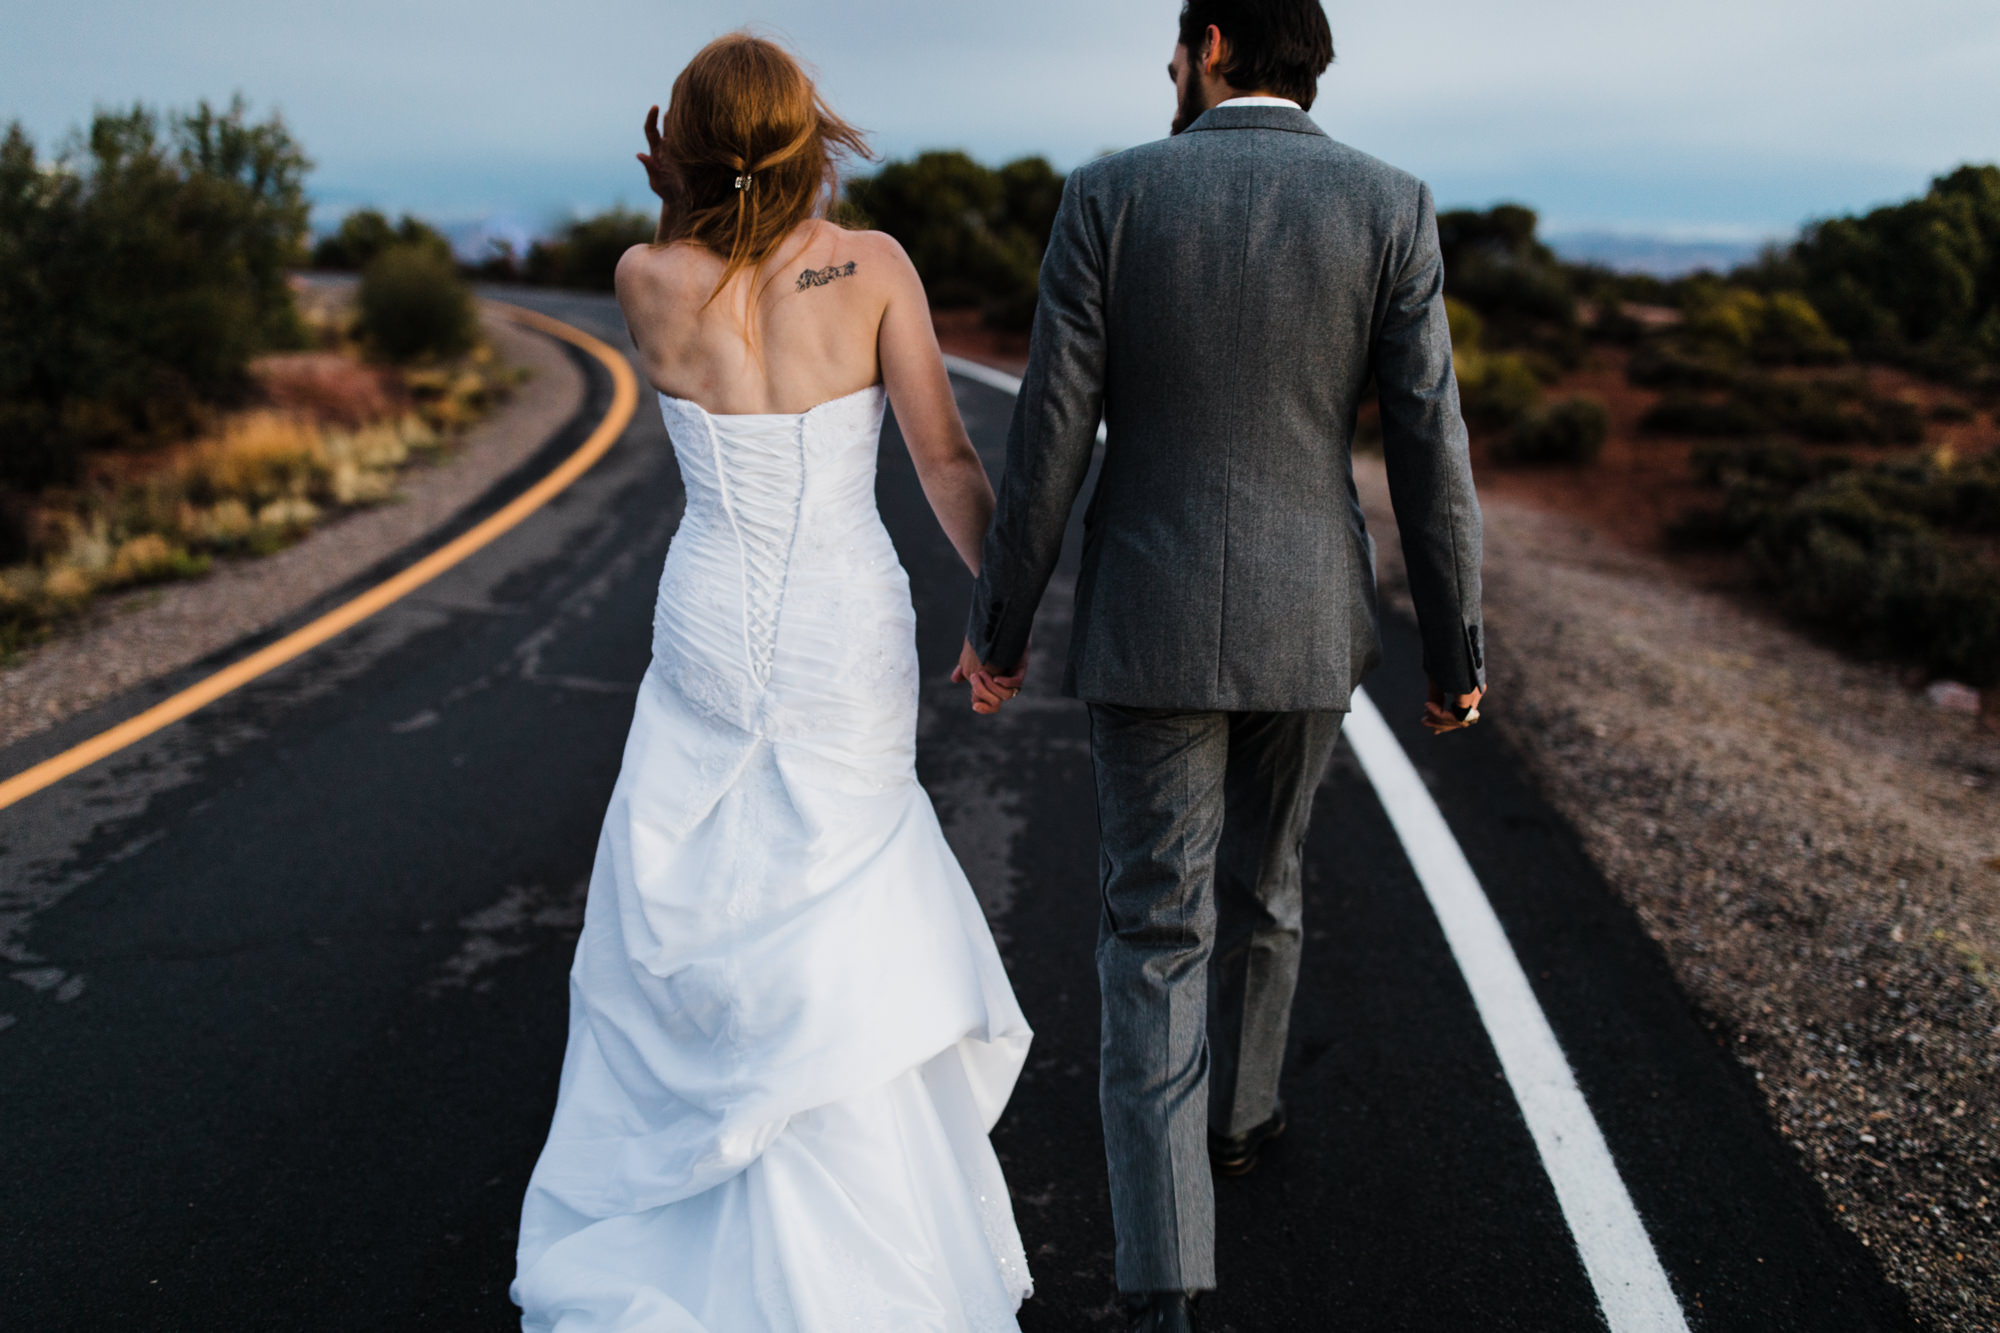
(615, 238, 712, 296)
(802, 223, 919, 293)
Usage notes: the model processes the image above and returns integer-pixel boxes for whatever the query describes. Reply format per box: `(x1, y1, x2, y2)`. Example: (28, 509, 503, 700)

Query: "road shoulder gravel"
(1356, 454, 1998, 1331)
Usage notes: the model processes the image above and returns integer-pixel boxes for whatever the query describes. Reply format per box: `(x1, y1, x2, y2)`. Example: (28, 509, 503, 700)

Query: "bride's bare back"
(618, 219, 916, 415)
(614, 218, 997, 577)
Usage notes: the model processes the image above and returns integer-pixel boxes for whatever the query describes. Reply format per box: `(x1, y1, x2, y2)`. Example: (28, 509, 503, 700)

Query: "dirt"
(1466, 350, 1994, 561)
(1357, 408, 2000, 1330)
(0, 308, 584, 753)
(933, 308, 1029, 377)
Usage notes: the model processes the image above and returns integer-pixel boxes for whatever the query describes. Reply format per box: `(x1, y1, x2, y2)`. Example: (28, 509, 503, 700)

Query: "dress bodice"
(651, 384, 913, 743)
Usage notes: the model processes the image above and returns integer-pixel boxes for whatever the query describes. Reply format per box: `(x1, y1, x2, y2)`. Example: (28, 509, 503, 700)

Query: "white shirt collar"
(1215, 96, 1301, 110)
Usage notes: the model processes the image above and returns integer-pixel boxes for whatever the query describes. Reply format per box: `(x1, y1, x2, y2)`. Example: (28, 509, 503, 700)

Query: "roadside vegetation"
(1404, 168, 2000, 1332)
(317, 153, 2000, 688)
(1431, 168, 2000, 690)
(0, 101, 515, 661)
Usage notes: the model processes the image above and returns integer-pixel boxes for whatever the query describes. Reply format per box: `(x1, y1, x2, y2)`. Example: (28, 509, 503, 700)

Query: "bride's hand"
(953, 638, 1028, 715)
(635, 105, 683, 205)
(1422, 678, 1485, 734)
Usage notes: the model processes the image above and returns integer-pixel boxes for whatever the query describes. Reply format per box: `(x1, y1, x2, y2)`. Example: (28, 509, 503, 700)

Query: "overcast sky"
(4, 0, 1995, 243)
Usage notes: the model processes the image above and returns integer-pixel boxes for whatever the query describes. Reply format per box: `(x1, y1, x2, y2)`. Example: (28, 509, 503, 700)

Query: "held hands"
(953, 638, 1029, 715)
(1423, 679, 1486, 735)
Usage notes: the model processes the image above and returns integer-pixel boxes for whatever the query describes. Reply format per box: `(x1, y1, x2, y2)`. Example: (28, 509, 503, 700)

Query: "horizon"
(6, 0, 1996, 271)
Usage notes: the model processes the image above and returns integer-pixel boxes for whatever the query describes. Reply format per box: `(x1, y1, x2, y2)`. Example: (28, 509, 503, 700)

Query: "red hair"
(655, 33, 870, 302)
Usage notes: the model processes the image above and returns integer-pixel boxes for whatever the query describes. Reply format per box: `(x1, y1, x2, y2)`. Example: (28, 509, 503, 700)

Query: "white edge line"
(945, 357, 1690, 1333)
(1345, 693, 1688, 1333)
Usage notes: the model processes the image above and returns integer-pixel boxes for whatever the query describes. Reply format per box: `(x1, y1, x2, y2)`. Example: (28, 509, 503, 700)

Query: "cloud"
(3, 0, 1993, 234)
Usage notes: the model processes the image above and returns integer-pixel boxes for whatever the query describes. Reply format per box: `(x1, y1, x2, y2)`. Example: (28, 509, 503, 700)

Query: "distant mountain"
(1544, 230, 1781, 277)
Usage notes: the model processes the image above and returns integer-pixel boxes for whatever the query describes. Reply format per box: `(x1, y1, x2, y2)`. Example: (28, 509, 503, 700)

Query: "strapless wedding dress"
(512, 385, 1033, 1332)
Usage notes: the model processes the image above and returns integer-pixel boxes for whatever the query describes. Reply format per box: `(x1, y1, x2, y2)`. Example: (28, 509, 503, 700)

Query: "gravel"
(0, 308, 585, 753)
(1358, 457, 1999, 1331)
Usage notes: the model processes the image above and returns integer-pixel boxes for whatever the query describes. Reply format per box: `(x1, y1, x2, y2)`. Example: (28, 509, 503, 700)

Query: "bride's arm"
(875, 236, 995, 575)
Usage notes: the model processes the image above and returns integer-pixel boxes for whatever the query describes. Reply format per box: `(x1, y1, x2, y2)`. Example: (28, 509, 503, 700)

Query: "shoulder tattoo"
(796, 260, 859, 292)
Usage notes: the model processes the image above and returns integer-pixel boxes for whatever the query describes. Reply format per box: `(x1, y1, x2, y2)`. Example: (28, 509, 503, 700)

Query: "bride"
(511, 33, 1034, 1332)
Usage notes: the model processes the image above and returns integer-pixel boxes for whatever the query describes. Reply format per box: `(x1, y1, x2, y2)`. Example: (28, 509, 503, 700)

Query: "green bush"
(1681, 285, 1850, 366)
(1457, 351, 1543, 428)
(1676, 442, 2000, 682)
(843, 152, 1063, 331)
(1748, 483, 2000, 682)
(1492, 396, 1609, 465)
(1435, 204, 1581, 364)
(524, 206, 655, 291)
(1640, 393, 1768, 437)
(1646, 375, 1930, 445)
(1780, 163, 2000, 374)
(1686, 440, 1849, 489)
(0, 100, 310, 511)
(356, 244, 477, 363)
(313, 208, 452, 270)
(1627, 342, 1744, 390)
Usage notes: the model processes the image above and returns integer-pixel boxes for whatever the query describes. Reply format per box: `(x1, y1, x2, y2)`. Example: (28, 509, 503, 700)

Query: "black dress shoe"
(1208, 1101, 1286, 1176)
(1124, 1291, 1198, 1332)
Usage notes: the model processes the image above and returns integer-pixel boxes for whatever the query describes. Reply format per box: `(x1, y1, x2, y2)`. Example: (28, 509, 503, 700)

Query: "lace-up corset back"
(651, 384, 915, 753)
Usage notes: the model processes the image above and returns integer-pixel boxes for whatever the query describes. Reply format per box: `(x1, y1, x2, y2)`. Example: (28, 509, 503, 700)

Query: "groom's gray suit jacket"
(966, 105, 1485, 709)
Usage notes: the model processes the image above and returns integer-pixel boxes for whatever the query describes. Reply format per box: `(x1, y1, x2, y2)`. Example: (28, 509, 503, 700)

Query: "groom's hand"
(1422, 679, 1485, 735)
(952, 638, 1027, 715)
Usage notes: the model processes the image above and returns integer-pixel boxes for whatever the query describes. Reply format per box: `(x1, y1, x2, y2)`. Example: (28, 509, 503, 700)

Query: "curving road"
(0, 289, 1915, 1331)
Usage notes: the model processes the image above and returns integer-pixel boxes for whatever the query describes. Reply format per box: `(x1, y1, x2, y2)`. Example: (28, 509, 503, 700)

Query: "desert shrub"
(1677, 440, 2000, 681)
(356, 244, 477, 363)
(1444, 296, 1542, 428)
(1782, 163, 2000, 374)
(1647, 374, 1931, 446)
(1446, 297, 1484, 350)
(843, 152, 1063, 331)
(524, 207, 656, 291)
(1435, 204, 1582, 364)
(1641, 393, 1767, 437)
(1748, 483, 2000, 682)
(1627, 342, 1743, 390)
(106, 533, 207, 588)
(1686, 440, 1851, 489)
(1457, 351, 1543, 429)
(471, 239, 522, 281)
(1586, 297, 1647, 345)
(252, 353, 394, 428)
(1491, 396, 1608, 465)
(0, 100, 311, 510)
(313, 209, 452, 270)
(1436, 204, 1575, 325)
(1682, 286, 1850, 365)
(1732, 375, 1927, 445)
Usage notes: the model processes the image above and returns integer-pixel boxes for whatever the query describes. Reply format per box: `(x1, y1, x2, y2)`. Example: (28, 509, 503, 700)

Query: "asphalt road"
(0, 289, 1917, 1331)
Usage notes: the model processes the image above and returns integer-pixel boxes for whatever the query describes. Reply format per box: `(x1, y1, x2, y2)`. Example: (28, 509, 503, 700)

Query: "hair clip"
(734, 174, 753, 190)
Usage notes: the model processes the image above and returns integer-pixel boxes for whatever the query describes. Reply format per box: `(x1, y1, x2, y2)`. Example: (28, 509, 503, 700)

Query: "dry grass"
(0, 342, 517, 659)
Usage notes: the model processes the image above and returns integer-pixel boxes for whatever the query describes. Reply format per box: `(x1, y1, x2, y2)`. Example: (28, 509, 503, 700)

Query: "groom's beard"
(1171, 77, 1209, 136)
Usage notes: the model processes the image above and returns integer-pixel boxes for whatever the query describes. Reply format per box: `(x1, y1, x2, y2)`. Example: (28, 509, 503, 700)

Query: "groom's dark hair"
(1177, 0, 1335, 110)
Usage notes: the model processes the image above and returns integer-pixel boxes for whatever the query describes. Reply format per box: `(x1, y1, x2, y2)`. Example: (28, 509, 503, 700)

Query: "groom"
(956, 1, 1486, 1328)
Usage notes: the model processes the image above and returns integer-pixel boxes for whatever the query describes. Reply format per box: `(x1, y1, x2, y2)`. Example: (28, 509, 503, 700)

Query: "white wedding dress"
(512, 384, 1034, 1331)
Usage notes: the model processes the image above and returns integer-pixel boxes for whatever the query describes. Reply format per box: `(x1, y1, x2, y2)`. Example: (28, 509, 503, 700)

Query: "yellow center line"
(0, 302, 641, 814)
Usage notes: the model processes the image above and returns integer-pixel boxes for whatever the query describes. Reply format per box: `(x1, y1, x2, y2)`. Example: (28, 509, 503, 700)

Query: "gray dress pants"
(1087, 703, 1345, 1294)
